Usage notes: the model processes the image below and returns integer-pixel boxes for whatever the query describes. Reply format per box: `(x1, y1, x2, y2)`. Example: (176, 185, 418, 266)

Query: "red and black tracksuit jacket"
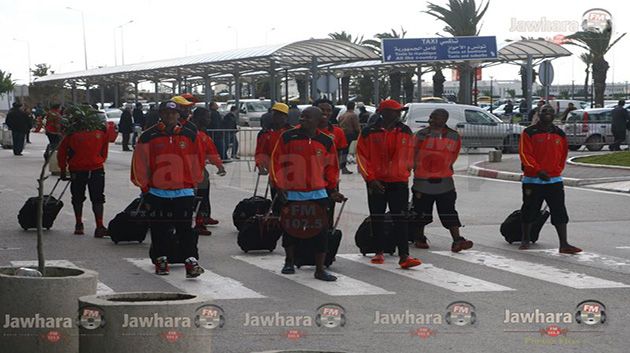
(320, 124, 348, 150)
(131, 124, 203, 193)
(57, 129, 109, 172)
(255, 124, 293, 170)
(271, 128, 339, 192)
(356, 121, 414, 183)
(413, 127, 461, 179)
(519, 125, 568, 178)
(197, 130, 223, 168)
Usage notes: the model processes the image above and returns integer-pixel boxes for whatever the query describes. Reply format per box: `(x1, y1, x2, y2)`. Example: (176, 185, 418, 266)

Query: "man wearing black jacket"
(119, 106, 133, 151)
(131, 102, 145, 148)
(5, 102, 30, 156)
(611, 100, 629, 151)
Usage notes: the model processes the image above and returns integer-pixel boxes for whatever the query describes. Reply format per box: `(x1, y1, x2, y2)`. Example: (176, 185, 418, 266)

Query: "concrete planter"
(0, 266, 98, 353)
(79, 292, 215, 353)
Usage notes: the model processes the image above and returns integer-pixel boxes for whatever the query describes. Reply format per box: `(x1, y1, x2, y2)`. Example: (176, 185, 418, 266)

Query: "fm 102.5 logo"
(575, 300, 606, 326)
(445, 301, 477, 327)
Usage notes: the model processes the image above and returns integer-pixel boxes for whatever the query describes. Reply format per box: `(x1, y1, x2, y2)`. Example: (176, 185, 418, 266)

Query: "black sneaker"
(281, 263, 295, 274)
(314, 271, 337, 281)
(451, 237, 473, 253)
(185, 257, 205, 278)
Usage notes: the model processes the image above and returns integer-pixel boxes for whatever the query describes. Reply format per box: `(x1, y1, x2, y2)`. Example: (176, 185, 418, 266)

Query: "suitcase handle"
(331, 199, 347, 231)
(48, 178, 70, 205)
(253, 173, 261, 197)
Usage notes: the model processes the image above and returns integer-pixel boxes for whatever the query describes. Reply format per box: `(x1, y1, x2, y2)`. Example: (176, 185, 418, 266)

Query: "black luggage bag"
(294, 200, 346, 268)
(18, 179, 69, 230)
(108, 198, 149, 244)
(233, 174, 272, 231)
(500, 205, 550, 244)
(237, 215, 283, 253)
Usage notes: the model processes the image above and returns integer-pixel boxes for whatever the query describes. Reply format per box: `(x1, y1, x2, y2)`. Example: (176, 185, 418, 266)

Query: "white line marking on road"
(125, 258, 265, 300)
(528, 249, 630, 274)
(431, 250, 630, 289)
(0, 247, 20, 250)
(11, 260, 115, 294)
(615, 246, 630, 249)
(233, 254, 395, 296)
(337, 254, 513, 293)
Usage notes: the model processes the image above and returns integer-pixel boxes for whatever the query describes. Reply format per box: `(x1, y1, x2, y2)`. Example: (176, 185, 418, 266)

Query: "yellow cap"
(170, 96, 194, 106)
(271, 102, 289, 115)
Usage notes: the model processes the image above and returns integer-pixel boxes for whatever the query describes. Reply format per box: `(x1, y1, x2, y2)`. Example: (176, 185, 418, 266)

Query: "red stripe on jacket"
(413, 127, 461, 179)
(197, 130, 223, 167)
(255, 125, 293, 170)
(519, 125, 568, 178)
(356, 121, 413, 183)
(57, 130, 109, 172)
(271, 128, 339, 192)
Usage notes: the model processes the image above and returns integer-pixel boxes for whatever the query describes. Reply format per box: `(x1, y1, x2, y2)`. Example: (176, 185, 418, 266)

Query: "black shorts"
(70, 169, 105, 204)
(281, 199, 330, 253)
(521, 182, 569, 225)
(412, 189, 462, 229)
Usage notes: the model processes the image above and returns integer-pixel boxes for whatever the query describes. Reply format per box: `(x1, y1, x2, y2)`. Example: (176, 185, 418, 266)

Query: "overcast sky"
(1, 0, 628, 87)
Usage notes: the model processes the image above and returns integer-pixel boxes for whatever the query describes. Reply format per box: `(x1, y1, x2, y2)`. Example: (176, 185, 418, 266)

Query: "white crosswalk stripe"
(431, 250, 630, 289)
(125, 258, 265, 300)
(11, 260, 115, 294)
(528, 249, 630, 274)
(233, 254, 395, 296)
(337, 254, 514, 293)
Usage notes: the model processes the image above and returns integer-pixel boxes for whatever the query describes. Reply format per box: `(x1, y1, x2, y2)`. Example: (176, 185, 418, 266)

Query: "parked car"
(104, 108, 123, 127)
(561, 108, 617, 151)
(227, 99, 271, 126)
(335, 104, 376, 118)
(402, 103, 525, 153)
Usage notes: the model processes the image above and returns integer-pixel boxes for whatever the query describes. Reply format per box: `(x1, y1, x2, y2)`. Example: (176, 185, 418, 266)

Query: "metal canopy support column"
(60, 84, 66, 105)
(154, 80, 159, 104)
(416, 65, 422, 102)
(171, 82, 176, 95)
(310, 57, 319, 102)
(85, 81, 91, 104)
(234, 65, 241, 121)
(285, 69, 289, 103)
(373, 67, 380, 105)
(100, 84, 105, 109)
(134, 82, 139, 103)
(114, 83, 119, 107)
(269, 60, 277, 103)
(72, 84, 77, 103)
(204, 74, 211, 108)
(525, 54, 533, 117)
(251, 80, 256, 99)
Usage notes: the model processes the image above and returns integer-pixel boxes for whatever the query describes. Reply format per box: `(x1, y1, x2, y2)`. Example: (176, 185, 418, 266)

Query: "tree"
(506, 89, 516, 99)
(328, 31, 366, 103)
(0, 69, 16, 108)
(578, 52, 593, 102)
(425, 0, 490, 104)
(31, 63, 52, 78)
(566, 22, 626, 107)
(363, 28, 409, 101)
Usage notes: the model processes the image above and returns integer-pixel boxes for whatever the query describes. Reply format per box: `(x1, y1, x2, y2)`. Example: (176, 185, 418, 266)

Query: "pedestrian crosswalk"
(11, 248, 630, 300)
(430, 250, 630, 289)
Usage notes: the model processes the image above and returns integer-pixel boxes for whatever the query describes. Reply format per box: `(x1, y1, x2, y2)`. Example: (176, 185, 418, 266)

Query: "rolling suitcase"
(18, 179, 69, 230)
(354, 214, 397, 256)
(294, 200, 346, 268)
(1, 123, 12, 149)
(500, 205, 549, 244)
(237, 193, 282, 253)
(108, 198, 149, 244)
(232, 174, 272, 231)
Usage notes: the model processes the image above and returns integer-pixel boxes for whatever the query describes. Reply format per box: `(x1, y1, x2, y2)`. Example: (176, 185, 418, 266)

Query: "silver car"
(402, 103, 525, 153)
(562, 108, 616, 151)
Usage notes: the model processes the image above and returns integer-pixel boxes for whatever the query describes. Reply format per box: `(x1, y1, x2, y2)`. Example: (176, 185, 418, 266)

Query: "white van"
(402, 103, 525, 153)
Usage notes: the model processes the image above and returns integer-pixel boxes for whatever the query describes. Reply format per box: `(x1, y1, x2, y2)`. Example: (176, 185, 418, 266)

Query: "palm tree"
(0, 70, 16, 108)
(362, 28, 409, 101)
(566, 22, 626, 107)
(328, 31, 367, 103)
(425, 0, 490, 104)
(579, 53, 593, 102)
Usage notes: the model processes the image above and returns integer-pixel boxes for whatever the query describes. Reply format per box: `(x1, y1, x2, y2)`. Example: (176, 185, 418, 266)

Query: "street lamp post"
(227, 26, 239, 49)
(13, 38, 31, 84)
(65, 7, 88, 70)
(117, 20, 134, 65)
(490, 76, 494, 114)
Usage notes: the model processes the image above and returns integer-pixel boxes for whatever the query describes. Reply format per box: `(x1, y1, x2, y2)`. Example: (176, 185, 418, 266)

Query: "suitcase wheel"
(389, 252, 395, 256)
(243, 250, 248, 253)
(113, 240, 119, 244)
(508, 241, 514, 244)
(45, 227, 50, 230)
(531, 240, 537, 244)
(362, 253, 366, 256)
(22, 227, 28, 231)
(296, 265, 302, 269)
(138, 240, 143, 244)
(268, 249, 274, 253)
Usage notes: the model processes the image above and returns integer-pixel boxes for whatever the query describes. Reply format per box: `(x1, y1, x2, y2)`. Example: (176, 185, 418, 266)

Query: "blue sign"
(382, 36, 498, 63)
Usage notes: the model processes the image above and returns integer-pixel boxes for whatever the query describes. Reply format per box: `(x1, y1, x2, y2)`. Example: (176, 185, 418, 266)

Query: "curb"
(567, 154, 630, 171)
(467, 162, 630, 193)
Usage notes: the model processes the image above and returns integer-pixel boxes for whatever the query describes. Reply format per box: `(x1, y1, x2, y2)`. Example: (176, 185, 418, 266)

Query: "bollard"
(488, 150, 502, 163)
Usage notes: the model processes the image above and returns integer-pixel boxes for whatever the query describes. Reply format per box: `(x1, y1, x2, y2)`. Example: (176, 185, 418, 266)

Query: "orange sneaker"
(399, 257, 422, 269)
(370, 253, 385, 264)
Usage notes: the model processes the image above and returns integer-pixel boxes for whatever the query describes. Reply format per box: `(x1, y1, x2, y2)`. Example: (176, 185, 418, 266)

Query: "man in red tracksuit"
(271, 106, 345, 281)
(412, 108, 473, 252)
(131, 100, 206, 278)
(191, 107, 226, 236)
(58, 119, 109, 238)
(357, 99, 422, 269)
(519, 104, 581, 253)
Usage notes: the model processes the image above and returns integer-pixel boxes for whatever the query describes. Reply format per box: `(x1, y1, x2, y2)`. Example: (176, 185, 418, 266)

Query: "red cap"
(377, 99, 407, 112)
(180, 93, 199, 103)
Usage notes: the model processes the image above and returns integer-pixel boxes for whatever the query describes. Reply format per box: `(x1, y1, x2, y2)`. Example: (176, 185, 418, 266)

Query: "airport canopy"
(496, 39, 572, 63)
(33, 39, 379, 86)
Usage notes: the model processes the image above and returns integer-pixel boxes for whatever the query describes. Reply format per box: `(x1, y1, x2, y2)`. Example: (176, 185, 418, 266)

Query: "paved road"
(1, 133, 629, 353)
